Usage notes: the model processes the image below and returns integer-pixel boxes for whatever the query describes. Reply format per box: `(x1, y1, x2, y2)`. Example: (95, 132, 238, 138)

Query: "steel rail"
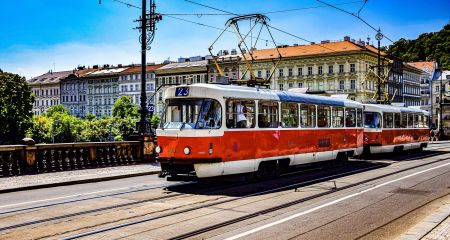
(63, 154, 450, 239)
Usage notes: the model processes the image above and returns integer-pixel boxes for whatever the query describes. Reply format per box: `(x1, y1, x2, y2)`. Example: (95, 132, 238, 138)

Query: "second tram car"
(156, 84, 364, 179)
(362, 104, 429, 154)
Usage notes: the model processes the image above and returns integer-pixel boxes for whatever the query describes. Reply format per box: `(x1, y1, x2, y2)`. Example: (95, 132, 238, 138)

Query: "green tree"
(27, 115, 53, 143)
(45, 104, 70, 118)
(0, 70, 34, 144)
(112, 96, 139, 119)
(386, 24, 450, 69)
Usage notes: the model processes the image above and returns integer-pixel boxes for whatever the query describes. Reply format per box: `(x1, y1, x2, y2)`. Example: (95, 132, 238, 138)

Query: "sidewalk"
(0, 163, 161, 193)
(401, 199, 450, 240)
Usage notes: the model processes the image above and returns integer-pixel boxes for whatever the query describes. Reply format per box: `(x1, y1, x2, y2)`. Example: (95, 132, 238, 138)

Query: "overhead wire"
(183, 0, 343, 54)
(315, 0, 394, 43)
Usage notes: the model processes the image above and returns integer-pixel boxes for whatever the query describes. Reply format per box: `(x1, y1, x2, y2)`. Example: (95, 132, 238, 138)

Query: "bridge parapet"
(0, 141, 143, 177)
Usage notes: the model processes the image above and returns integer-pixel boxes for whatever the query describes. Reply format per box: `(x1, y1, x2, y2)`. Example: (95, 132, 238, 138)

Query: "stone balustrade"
(0, 141, 143, 177)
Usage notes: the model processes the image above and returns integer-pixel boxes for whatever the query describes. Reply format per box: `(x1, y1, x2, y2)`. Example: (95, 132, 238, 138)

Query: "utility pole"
(375, 29, 383, 103)
(135, 0, 161, 135)
(440, 70, 443, 134)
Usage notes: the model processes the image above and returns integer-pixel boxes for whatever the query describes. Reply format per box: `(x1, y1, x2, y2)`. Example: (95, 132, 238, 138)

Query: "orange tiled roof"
(407, 61, 435, 73)
(248, 41, 386, 60)
(122, 64, 166, 74)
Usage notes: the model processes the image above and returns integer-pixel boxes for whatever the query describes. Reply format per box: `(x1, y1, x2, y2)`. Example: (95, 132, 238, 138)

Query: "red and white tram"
(156, 84, 365, 179)
(362, 104, 429, 154)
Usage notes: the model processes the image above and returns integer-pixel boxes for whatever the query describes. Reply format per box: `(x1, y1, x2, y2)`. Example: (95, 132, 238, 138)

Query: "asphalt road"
(0, 143, 448, 240)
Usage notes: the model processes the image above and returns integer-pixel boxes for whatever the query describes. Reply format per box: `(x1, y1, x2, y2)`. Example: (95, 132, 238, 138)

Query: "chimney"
(310, 42, 315, 45)
(321, 40, 330, 44)
(231, 49, 237, 55)
(344, 36, 351, 41)
(93, 65, 99, 69)
(293, 43, 299, 46)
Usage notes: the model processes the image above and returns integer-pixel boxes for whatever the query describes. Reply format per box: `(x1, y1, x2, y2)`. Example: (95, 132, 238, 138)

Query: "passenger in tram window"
(394, 113, 401, 128)
(332, 107, 344, 128)
(408, 114, 414, 128)
(356, 109, 363, 127)
(401, 113, 408, 128)
(317, 106, 330, 128)
(258, 115, 270, 128)
(236, 103, 247, 128)
(258, 101, 279, 128)
(281, 103, 298, 128)
(300, 104, 316, 128)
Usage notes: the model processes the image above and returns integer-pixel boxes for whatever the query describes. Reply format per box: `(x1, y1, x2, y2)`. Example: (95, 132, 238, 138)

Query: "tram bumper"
(158, 157, 222, 179)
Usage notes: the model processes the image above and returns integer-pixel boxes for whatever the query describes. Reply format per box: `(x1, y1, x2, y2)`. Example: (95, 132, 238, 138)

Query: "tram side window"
(394, 113, 401, 128)
(317, 106, 331, 128)
(364, 112, 381, 128)
(345, 108, 356, 127)
(407, 114, 413, 128)
(401, 113, 408, 128)
(281, 102, 298, 128)
(383, 113, 393, 128)
(300, 104, 316, 128)
(226, 99, 255, 128)
(258, 101, 279, 128)
(332, 107, 344, 128)
(413, 114, 419, 128)
(424, 115, 429, 127)
(356, 109, 363, 127)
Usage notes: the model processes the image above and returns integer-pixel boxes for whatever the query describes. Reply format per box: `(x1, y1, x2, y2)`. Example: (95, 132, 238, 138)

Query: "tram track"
(60, 153, 450, 240)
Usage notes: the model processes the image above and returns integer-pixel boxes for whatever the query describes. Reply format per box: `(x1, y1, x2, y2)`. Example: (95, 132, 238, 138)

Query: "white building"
(84, 66, 127, 117)
(28, 70, 71, 115)
(118, 64, 165, 108)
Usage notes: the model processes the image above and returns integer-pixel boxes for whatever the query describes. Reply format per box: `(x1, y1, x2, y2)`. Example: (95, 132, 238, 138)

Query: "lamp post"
(52, 119, 60, 144)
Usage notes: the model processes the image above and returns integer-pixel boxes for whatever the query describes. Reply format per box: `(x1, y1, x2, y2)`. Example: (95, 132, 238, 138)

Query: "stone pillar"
(22, 138, 37, 174)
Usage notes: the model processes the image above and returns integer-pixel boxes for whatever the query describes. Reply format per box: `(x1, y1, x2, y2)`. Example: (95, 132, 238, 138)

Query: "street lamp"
(52, 119, 60, 144)
(108, 123, 114, 142)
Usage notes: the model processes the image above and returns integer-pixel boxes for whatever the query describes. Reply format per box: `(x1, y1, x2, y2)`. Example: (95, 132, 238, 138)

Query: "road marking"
(0, 185, 157, 209)
(224, 161, 450, 240)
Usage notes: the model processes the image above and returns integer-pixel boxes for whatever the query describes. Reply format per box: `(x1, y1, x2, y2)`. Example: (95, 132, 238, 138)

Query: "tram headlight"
(184, 147, 191, 155)
(364, 136, 369, 142)
(155, 146, 162, 154)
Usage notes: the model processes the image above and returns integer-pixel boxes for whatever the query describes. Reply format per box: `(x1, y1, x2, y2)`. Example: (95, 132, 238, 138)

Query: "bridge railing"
(0, 141, 142, 177)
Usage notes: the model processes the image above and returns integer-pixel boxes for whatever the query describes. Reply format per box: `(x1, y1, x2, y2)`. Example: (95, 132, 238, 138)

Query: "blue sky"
(1, 0, 449, 79)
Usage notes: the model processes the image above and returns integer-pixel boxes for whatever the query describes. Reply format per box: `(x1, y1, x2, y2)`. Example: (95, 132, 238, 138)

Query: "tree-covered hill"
(386, 23, 450, 69)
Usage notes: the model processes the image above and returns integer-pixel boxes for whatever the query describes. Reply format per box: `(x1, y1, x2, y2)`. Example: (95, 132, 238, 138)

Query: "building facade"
(85, 67, 127, 117)
(433, 70, 450, 130)
(28, 70, 71, 115)
(118, 64, 165, 108)
(240, 39, 387, 103)
(207, 50, 241, 83)
(60, 68, 96, 118)
(154, 56, 209, 116)
(407, 61, 437, 124)
(402, 64, 422, 107)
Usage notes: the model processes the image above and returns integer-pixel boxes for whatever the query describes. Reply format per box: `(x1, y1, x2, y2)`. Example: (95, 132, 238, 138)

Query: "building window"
(288, 68, 293, 76)
(350, 80, 356, 90)
(279, 69, 284, 77)
(298, 82, 303, 88)
(436, 97, 440, 103)
(288, 83, 293, 88)
(318, 66, 323, 75)
(257, 70, 262, 78)
(339, 64, 344, 73)
(350, 64, 355, 72)
(318, 81, 324, 90)
(307, 67, 312, 75)
(298, 68, 303, 76)
(279, 84, 284, 91)
(339, 80, 345, 90)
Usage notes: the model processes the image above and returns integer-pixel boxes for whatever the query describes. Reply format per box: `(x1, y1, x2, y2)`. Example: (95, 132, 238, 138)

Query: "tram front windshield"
(163, 98, 222, 129)
(364, 112, 382, 128)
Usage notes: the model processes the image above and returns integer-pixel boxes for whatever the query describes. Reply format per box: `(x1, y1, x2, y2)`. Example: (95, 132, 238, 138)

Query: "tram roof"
(165, 84, 362, 108)
(363, 104, 429, 115)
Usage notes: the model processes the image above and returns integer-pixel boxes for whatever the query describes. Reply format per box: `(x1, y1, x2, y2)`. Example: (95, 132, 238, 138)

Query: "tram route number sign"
(175, 87, 189, 97)
(148, 104, 155, 113)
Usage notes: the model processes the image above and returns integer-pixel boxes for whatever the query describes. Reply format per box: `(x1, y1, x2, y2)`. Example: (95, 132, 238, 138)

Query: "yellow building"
(240, 39, 389, 102)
